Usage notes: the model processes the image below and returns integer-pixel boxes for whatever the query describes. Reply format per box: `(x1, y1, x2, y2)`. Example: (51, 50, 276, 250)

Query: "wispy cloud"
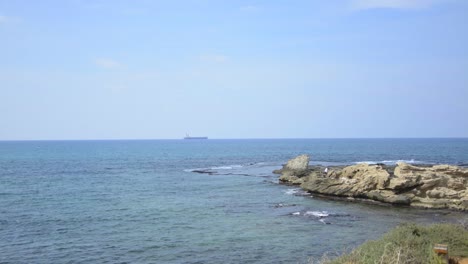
(240, 5, 259, 12)
(0, 15, 21, 24)
(73, 0, 151, 15)
(351, 0, 446, 10)
(199, 54, 229, 63)
(95, 58, 124, 69)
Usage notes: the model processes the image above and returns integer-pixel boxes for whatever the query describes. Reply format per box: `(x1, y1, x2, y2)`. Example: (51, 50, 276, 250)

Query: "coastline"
(275, 155, 468, 211)
(275, 155, 468, 263)
(2, 139, 468, 263)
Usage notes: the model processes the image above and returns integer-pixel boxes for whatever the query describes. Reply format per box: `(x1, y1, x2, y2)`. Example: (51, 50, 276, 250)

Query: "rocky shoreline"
(275, 155, 468, 211)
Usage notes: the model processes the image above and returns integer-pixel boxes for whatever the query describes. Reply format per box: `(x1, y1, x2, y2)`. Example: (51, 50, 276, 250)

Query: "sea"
(1, 138, 467, 263)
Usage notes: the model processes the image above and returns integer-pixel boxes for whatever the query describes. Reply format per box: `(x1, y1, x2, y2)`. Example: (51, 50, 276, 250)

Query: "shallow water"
(1, 139, 467, 263)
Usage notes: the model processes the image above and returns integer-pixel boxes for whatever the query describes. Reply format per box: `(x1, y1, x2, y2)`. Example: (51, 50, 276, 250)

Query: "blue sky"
(1, 0, 467, 139)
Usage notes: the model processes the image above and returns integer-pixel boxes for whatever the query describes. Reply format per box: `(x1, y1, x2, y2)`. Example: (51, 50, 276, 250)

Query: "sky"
(0, 0, 467, 140)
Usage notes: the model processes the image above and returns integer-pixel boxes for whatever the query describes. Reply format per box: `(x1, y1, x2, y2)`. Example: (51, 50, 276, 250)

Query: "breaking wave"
(184, 164, 244, 172)
(283, 188, 310, 196)
(291, 211, 329, 217)
(210, 165, 243, 170)
(354, 159, 428, 165)
(284, 188, 300, 195)
(304, 211, 329, 218)
(183, 161, 283, 178)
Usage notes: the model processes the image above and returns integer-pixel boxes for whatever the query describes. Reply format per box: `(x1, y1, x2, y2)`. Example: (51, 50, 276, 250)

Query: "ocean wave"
(284, 188, 300, 195)
(184, 162, 277, 177)
(319, 219, 330, 224)
(183, 161, 283, 174)
(283, 188, 311, 197)
(210, 165, 243, 170)
(309, 161, 349, 166)
(290, 210, 351, 217)
(184, 164, 247, 172)
(354, 159, 426, 165)
(304, 211, 329, 218)
(273, 203, 298, 208)
(290, 210, 332, 224)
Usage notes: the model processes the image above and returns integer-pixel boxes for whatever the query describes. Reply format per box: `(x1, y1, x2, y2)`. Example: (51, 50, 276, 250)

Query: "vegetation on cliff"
(310, 222, 468, 264)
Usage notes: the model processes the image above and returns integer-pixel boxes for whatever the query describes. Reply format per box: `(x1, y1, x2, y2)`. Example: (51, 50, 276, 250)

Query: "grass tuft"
(314, 222, 468, 264)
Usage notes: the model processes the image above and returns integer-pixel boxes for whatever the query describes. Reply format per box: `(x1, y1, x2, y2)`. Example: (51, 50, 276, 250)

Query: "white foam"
(211, 166, 233, 170)
(355, 159, 422, 165)
(382, 159, 416, 164)
(184, 164, 243, 172)
(211, 164, 243, 170)
(292, 212, 301, 216)
(304, 211, 329, 218)
(284, 188, 300, 195)
(356, 161, 377, 165)
(183, 168, 199, 172)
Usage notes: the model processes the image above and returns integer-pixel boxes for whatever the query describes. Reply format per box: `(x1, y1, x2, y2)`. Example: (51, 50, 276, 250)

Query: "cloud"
(0, 15, 20, 24)
(240, 5, 258, 12)
(95, 58, 124, 69)
(351, 0, 446, 10)
(199, 54, 229, 63)
(73, 0, 152, 16)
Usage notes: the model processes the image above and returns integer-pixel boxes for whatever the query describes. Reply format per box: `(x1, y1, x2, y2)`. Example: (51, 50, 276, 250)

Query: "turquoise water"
(1, 139, 467, 263)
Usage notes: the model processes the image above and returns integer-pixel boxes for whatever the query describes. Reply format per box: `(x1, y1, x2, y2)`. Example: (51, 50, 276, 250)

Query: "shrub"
(318, 223, 468, 264)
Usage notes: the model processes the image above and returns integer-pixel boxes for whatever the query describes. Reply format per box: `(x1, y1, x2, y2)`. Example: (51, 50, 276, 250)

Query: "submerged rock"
(277, 155, 468, 211)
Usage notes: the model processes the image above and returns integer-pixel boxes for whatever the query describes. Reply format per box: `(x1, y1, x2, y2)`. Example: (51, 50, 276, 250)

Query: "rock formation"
(276, 155, 468, 210)
(274, 154, 311, 184)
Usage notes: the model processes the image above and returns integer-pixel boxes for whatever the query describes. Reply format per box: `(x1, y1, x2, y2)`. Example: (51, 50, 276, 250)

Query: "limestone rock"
(387, 162, 423, 191)
(300, 164, 390, 197)
(340, 163, 390, 190)
(278, 154, 311, 183)
(277, 155, 468, 211)
(284, 154, 309, 172)
(426, 187, 460, 199)
(367, 190, 411, 205)
(279, 172, 306, 185)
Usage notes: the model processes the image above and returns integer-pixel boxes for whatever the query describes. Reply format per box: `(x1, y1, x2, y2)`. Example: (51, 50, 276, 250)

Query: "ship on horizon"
(183, 133, 208, 140)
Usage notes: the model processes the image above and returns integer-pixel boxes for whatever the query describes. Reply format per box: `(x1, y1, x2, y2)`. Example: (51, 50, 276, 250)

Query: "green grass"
(310, 222, 468, 264)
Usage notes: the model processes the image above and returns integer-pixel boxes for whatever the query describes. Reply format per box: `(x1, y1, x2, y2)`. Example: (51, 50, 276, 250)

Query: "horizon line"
(1, 137, 468, 142)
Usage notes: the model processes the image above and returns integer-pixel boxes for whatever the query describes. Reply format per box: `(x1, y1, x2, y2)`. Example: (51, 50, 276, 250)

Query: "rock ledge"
(276, 155, 468, 210)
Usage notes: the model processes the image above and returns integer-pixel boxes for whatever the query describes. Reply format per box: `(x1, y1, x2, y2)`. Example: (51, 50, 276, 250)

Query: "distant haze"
(1, 0, 467, 140)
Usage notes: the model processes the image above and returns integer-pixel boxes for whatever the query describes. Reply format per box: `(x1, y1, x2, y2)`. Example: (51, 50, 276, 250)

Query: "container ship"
(183, 133, 208, 140)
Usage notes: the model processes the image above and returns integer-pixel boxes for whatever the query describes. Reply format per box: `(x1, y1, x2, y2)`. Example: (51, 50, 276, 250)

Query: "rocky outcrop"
(275, 154, 311, 185)
(277, 155, 468, 210)
(284, 154, 310, 171)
